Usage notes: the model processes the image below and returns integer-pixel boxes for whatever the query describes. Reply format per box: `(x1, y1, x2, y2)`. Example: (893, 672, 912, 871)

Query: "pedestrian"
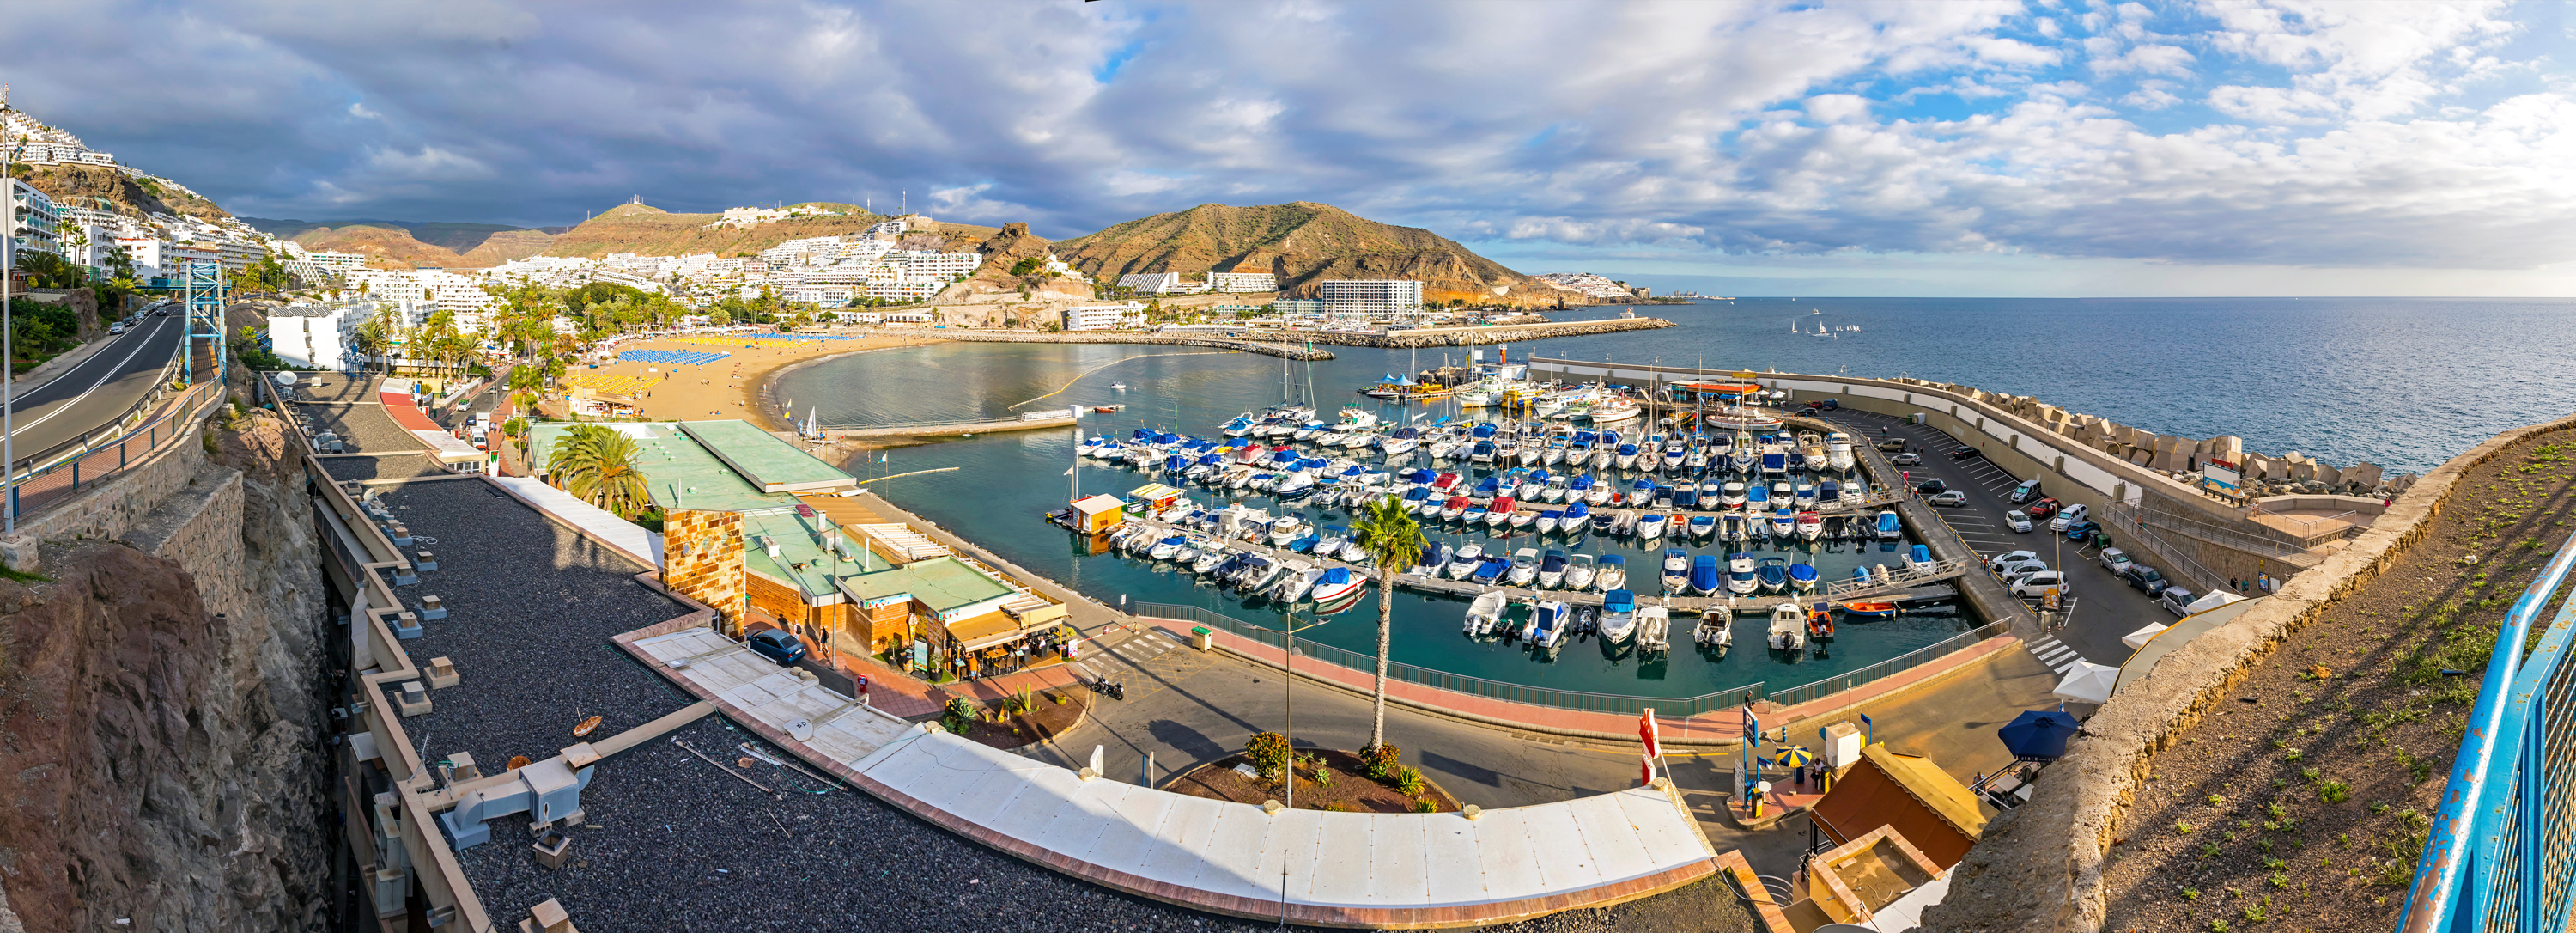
(2230, 578, 2241, 591)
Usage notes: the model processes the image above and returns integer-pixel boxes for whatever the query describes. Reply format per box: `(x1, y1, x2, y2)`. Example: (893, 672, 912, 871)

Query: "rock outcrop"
(0, 406, 329, 931)
(1052, 201, 1576, 308)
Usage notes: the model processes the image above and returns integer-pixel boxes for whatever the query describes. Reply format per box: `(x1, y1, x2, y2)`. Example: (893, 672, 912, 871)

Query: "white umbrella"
(2053, 660, 2121, 704)
(2184, 590, 2247, 614)
(2121, 621, 2171, 651)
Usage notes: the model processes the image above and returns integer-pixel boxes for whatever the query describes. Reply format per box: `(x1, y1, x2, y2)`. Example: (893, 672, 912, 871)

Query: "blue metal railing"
(2401, 529, 2576, 931)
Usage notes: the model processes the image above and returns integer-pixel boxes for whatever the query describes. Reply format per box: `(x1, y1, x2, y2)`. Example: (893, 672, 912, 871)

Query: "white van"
(2050, 503, 2090, 531)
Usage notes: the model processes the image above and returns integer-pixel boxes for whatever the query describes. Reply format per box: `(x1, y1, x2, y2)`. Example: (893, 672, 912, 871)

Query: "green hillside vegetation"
(1052, 202, 1566, 308)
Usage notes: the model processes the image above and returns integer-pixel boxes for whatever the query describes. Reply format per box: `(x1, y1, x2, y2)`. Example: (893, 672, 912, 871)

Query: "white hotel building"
(1318, 279, 1425, 319)
(1207, 271, 1277, 293)
(1061, 301, 1147, 332)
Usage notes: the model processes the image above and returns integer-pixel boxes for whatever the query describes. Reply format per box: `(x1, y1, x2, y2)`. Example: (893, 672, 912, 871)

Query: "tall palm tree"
(546, 424, 652, 517)
(1352, 495, 1425, 753)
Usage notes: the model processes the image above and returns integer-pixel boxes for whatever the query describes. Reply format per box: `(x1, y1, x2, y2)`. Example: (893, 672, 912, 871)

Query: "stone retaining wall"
(1917, 409, 2576, 933)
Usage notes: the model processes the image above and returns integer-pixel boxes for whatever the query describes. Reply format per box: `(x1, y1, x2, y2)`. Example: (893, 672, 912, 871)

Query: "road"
(2, 309, 188, 468)
(1806, 408, 2172, 674)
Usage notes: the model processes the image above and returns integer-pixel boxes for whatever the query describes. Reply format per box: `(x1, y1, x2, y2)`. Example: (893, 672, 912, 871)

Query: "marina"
(788, 340, 1990, 698)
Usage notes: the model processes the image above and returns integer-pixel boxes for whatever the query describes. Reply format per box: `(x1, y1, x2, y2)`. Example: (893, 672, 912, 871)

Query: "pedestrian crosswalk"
(2027, 635, 2086, 674)
(1109, 631, 1182, 666)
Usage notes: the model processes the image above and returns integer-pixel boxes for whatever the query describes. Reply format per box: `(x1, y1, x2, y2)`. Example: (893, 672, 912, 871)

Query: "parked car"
(1926, 490, 1969, 506)
(1996, 558, 2050, 582)
(2009, 570, 2070, 598)
(2008, 479, 2043, 503)
(746, 628, 809, 666)
(2155, 588, 2199, 617)
(2005, 509, 2033, 533)
(2063, 520, 2101, 540)
(1876, 439, 1909, 452)
(1988, 550, 2038, 572)
(108, 322, 125, 335)
(1914, 479, 1947, 494)
(2099, 547, 2133, 573)
(2050, 503, 2090, 531)
(1888, 452, 1923, 466)
(2122, 564, 2171, 595)
(1805, 399, 1840, 411)
(1948, 445, 1981, 460)
(2026, 497, 2061, 520)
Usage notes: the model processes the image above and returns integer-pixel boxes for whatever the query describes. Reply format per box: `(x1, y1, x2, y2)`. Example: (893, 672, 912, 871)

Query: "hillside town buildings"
(1532, 271, 1648, 300)
(1061, 301, 1148, 331)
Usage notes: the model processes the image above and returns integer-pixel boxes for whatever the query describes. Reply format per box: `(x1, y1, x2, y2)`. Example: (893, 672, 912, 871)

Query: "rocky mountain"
(15, 162, 229, 223)
(239, 219, 561, 269)
(538, 203, 997, 259)
(1052, 202, 1582, 308)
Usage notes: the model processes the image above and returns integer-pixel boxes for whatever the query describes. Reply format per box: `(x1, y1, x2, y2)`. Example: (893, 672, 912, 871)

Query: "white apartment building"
(889, 250, 982, 280)
(1062, 301, 1148, 332)
(865, 279, 945, 301)
(864, 219, 909, 239)
(1208, 271, 1277, 293)
(1318, 279, 1425, 318)
(306, 249, 368, 269)
(266, 302, 367, 370)
(782, 284, 857, 305)
(1118, 272, 1180, 294)
(7, 180, 61, 258)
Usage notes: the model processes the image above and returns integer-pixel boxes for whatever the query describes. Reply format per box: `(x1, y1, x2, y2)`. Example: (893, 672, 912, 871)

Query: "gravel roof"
(290, 401, 426, 454)
(279, 372, 376, 404)
(320, 454, 447, 482)
(453, 714, 1742, 932)
(374, 479, 695, 787)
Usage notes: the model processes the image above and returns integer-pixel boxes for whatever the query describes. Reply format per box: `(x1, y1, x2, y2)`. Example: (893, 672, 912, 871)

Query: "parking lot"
(1807, 407, 2177, 674)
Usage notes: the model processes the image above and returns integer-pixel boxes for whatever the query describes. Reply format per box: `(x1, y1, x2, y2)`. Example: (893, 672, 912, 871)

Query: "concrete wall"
(1916, 408, 2576, 932)
(0, 418, 211, 572)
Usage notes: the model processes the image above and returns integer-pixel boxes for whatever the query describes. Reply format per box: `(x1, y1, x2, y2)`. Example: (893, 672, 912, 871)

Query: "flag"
(1063, 466, 1076, 476)
(879, 453, 890, 464)
(1638, 711, 1661, 760)
(1640, 753, 1655, 787)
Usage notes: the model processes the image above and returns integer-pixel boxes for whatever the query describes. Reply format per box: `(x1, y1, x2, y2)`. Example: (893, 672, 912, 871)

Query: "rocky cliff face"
(16, 162, 228, 223)
(1052, 201, 1576, 308)
(0, 408, 330, 931)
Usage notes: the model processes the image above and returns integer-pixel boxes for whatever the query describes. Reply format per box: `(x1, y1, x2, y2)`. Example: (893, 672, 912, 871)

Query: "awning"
(947, 610, 1035, 653)
(2053, 661, 2121, 704)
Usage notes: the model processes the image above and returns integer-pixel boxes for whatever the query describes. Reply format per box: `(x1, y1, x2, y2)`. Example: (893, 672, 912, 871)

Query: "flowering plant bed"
(1165, 748, 1461, 814)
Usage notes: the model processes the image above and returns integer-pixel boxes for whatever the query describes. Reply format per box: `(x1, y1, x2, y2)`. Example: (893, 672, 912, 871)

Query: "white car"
(2099, 547, 2133, 574)
(1926, 490, 1968, 507)
(1996, 559, 2050, 583)
(2154, 588, 2198, 617)
(1987, 550, 2038, 573)
(2010, 570, 2070, 598)
(2005, 509, 2032, 533)
(2050, 503, 2090, 532)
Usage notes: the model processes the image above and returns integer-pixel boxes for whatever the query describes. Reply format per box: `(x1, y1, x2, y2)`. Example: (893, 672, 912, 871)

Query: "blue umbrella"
(1997, 710, 2081, 761)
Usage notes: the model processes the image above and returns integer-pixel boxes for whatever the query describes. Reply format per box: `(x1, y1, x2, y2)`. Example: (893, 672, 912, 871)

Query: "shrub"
(1362, 742, 1403, 782)
(1395, 766, 1426, 797)
(1412, 800, 1437, 814)
(2319, 779, 2352, 804)
(1245, 732, 1291, 780)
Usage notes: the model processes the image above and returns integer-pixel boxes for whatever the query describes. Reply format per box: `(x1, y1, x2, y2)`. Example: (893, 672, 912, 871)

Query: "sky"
(9, 0, 2576, 296)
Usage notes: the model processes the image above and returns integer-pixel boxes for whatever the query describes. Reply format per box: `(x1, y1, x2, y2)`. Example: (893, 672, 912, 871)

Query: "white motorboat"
(1725, 554, 1759, 595)
(1596, 554, 1629, 591)
(1796, 511, 1824, 540)
(1529, 601, 1569, 649)
(1827, 433, 1855, 472)
(1598, 589, 1638, 643)
(1268, 515, 1306, 546)
(1635, 512, 1668, 540)
(1446, 543, 1486, 580)
(1274, 562, 1321, 601)
(1538, 550, 1569, 588)
(1149, 535, 1187, 561)
(1462, 589, 1507, 636)
(1692, 610, 1732, 649)
(1794, 482, 1817, 509)
(1564, 553, 1597, 590)
(1309, 566, 1365, 603)
(1636, 605, 1670, 653)
(1720, 481, 1747, 509)
(1508, 547, 1541, 586)
(1768, 601, 1808, 651)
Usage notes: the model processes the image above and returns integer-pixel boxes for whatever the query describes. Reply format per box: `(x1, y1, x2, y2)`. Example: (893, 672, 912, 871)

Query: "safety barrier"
(2399, 529, 2576, 931)
(6, 372, 222, 522)
(1761, 619, 2011, 708)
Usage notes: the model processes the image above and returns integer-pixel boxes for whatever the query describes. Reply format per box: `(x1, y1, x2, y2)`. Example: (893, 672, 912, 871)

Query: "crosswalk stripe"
(2038, 646, 2075, 663)
(2053, 660, 2078, 673)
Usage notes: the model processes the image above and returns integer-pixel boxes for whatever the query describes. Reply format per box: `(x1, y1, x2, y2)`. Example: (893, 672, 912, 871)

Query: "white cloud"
(348, 101, 380, 119)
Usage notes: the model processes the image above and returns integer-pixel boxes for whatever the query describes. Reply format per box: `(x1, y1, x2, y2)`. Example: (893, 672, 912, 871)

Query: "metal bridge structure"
(182, 259, 224, 385)
(2400, 528, 2576, 932)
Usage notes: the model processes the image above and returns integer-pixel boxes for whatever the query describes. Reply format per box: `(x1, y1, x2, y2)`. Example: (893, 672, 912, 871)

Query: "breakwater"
(1301, 315, 1675, 348)
(831, 328, 1334, 359)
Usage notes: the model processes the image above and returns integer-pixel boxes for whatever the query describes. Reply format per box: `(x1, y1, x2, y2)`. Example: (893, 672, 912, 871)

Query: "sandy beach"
(562, 332, 941, 430)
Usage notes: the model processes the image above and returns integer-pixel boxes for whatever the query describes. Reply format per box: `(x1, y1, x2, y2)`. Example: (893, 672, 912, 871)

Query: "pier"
(816, 412, 1078, 439)
(1109, 514, 1967, 613)
(832, 327, 1335, 359)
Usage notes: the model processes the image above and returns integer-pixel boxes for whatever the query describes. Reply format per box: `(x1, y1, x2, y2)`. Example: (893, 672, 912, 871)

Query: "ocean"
(771, 297, 2575, 698)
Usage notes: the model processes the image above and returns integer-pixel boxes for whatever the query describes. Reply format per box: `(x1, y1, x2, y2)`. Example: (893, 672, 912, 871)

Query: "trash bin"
(1190, 626, 1214, 651)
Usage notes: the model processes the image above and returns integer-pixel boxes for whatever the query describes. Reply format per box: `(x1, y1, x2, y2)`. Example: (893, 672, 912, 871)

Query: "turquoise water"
(778, 297, 2567, 697)
(781, 340, 1967, 700)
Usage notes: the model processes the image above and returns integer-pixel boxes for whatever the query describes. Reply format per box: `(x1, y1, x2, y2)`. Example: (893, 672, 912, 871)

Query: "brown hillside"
(290, 225, 465, 269)
(15, 162, 228, 223)
(1054, 202, 1578, 308)
(456, 229, 556, 266)
(540, 203, 1000, 259)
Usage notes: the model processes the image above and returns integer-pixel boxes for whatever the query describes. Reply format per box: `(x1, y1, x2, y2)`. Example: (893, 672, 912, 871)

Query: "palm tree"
(1352, 495, 1425, 753)
(545, 424, 651, 517)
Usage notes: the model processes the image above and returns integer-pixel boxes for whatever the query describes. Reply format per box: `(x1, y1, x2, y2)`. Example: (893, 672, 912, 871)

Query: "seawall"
(830, 328, 1334, 359)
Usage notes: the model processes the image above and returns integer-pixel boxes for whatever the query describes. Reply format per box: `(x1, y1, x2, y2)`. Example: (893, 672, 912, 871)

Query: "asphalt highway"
(0, 308, 188, 467)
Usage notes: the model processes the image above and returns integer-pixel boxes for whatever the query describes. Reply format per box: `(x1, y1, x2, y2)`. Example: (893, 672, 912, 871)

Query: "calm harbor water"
(776, 297, 2572, 698)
